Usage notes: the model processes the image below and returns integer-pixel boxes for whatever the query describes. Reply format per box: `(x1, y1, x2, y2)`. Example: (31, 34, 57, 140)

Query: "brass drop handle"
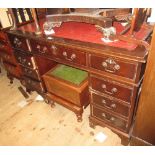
(102, 58, 120, 73)
(0, 43, 4, 48)
(62, 51, 76, 61)
(101, 113, 115, 122)
(101, 99, 116, 110)
(23, 59, 26, 63)
(17, 56, 22, 62)
(101, 84, 118, 95)
(36, 45, 41, 51)
(28, 70, 32, 74)
(14, 37, 22, 47)
(36, 45, 46, 54)
(42, 46, 48, 53)
(51, 45, 58, 55)
(4, 54, 10, 60)
(25, 68, 32, 74)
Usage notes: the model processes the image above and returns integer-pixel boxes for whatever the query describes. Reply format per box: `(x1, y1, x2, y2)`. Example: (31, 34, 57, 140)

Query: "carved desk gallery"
(5, 9, 153, 141)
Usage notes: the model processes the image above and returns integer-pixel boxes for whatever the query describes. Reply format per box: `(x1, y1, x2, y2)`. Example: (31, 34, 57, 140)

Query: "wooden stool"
(43, 64, 90, 122)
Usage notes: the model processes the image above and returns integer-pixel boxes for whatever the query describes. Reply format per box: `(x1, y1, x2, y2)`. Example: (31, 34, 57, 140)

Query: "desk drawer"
(30, 40, 87, 66)
(30, 40, 62, 60)
(3, 62, 21, 78)
(92, 93, 129, 117)
(0, 52, 16, 64)
(21, 66, 40, 81)
(89, 54, 137, 80)
(0, 31, 8, 45)
(30, 40, 53, 56)
(8, 34, 29, 51)
(0, 43, 13, 55)
(90, 76, 133, 103)
(23, 76, 44, 92)
(58, 46, 86, 66)
(14, 52, 36, 69)
(92, 106, 128, 131)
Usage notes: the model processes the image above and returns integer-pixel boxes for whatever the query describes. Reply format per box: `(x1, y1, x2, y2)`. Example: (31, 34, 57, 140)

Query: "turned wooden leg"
(50, 100, 55, 108)
(45, 98, 55, 108)
(89, 120, 96, 129)
(44, 98, 50, 104)
(76, 114, 82, 122)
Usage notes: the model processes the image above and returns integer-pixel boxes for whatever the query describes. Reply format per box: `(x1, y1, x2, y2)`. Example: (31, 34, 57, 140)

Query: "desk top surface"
(8, 18, 150, 62)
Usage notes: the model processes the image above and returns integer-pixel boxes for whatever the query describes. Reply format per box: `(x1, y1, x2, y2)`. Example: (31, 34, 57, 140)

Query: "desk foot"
(76, 114, 82, 122)
(26, 88, 32, 94)
(7, 72, 14, 84)
(89, 121, 96, 129)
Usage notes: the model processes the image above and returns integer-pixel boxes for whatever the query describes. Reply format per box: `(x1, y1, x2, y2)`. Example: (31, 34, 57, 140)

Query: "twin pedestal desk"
(6, 20, 149, 142)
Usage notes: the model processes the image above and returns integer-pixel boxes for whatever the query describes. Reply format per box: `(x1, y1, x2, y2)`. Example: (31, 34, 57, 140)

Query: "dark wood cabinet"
(6, 16, 152, 143)
(0, 29, 22, 83)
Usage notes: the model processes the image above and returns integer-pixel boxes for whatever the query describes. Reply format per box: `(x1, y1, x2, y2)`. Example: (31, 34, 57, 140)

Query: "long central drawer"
(30, 40, 87, 66)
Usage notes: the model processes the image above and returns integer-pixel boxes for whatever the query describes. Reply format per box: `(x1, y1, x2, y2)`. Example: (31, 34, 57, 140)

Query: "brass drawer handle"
(4, 54, 10, 60)
(101, 99, 116, 110)
(42, 46, 48, 53)
(13, 37, 22, 48)
(0, 43, 4, 48)
(36, 45, 47, 54)
(51, 45, 58, 55)
(36, 45, 41, 51)
(102, 58, 120, 73)
(24, 68, 32, 74)
(101, 84, 118, 95)
(17, 56, 22, 62)
(62, 51, 76, 61)
(101, 113, 115, 122)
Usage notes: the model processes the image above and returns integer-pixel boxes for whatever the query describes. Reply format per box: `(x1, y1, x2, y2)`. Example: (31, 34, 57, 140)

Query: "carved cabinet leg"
(26, 88, 32, 94)
(7, 72, 14, 84)
(89, 120, 96, 129)
(119, 135, 130, 146)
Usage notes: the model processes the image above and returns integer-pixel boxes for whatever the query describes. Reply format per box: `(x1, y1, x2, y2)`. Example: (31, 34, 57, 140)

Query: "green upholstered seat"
(50, 65, 88, 85)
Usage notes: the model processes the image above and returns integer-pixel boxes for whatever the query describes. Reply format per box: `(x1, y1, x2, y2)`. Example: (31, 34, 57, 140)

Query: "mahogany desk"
(6, 19, 149, 142)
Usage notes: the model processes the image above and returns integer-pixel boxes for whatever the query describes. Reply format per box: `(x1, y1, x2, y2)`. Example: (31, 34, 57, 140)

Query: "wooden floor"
(0, 65, 122, 146)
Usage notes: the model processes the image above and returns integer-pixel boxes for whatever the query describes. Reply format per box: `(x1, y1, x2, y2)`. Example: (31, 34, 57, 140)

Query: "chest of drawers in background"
(7, 33, 57, 95)
(0, 30, 22, 83)
(7, 33, 44, 94)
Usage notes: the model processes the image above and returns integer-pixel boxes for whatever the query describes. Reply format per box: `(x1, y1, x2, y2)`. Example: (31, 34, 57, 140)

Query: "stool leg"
(50, 100, 55, 108)
(44, 96, 55, 108)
